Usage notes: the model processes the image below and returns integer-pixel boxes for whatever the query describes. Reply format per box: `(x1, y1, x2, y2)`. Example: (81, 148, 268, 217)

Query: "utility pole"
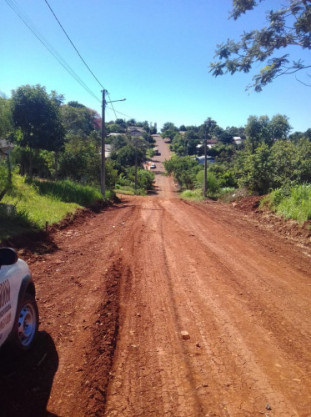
(101, 89, 106, 197)
(204, 129, 207, 198)
(134, 143, 138, 193)
(203, 118, 215, 199)
(101, 91, 126, 198)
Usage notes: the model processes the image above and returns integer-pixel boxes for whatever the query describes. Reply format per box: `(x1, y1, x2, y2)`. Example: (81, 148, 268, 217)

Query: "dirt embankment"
(1, 136, 311, 417)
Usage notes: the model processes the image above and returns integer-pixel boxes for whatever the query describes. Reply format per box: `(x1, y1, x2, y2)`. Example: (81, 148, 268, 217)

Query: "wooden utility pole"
(204, 131, 207, 198)
(134, 144, 138, 193)
(101, 89, 106, 197)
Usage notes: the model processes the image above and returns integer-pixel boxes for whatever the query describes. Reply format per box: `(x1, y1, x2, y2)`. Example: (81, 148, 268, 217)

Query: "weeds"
(32, 179, 102, 206)
(0, 175, 103, 241)
(261, 184, 311, 223)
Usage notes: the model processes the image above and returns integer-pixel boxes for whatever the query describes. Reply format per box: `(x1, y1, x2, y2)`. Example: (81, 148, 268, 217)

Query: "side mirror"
(0, 248, 18, 266)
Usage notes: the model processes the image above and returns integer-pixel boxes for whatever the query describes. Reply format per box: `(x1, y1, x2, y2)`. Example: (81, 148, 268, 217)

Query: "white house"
(0, 139, 14, 160)
(233, 136, 243, 145)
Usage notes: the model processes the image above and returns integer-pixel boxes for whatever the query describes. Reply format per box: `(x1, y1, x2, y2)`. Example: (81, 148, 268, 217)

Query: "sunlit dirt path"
(101, 138, 311, 416)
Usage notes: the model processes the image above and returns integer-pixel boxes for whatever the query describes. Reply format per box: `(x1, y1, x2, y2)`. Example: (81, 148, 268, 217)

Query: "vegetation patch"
(32, 178, 102, 206)
(180, 189, 204, 201)
(260, 185, 311, 223)
(0, 175, 102, 241)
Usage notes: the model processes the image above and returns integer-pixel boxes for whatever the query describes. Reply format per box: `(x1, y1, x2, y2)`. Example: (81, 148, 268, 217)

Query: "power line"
(44, 0, 105, 90)
(44, 0, 119, 119)
(5, 0, 100, 103)
(107, 107, 133, 120)
(6, 0, 136, 121)
(106, 91, 118, 119)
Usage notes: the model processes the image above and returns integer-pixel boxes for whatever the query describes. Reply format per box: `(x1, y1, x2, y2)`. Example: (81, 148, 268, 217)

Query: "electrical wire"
(6, 0, 137, 122)
(44, 0, 104, 90)
(44, 0, 119, 119)
(5, 0, 101, 103)
(106, 91, 118, 119)
(107, 107, 133, 119)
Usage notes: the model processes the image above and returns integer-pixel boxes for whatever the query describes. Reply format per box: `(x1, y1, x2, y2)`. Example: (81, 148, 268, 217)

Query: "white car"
(0, 247, 38, 351)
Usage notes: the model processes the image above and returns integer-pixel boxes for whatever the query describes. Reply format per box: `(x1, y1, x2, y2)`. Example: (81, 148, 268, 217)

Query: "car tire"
(11, 294, 39, 351)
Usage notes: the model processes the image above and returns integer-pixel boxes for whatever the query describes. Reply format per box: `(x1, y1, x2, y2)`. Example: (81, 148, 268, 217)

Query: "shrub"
(196, 170, 220, 195)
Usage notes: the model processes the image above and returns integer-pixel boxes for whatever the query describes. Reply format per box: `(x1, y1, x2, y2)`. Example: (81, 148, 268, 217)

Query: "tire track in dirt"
(160, 198, 311, 416)
(104, 198, 208, 417)
(102, 195, 311, 417)
(32, 202, 140, 416)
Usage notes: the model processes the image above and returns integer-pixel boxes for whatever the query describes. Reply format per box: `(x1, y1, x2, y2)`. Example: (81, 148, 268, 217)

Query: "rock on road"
(1, 135, 310, 417)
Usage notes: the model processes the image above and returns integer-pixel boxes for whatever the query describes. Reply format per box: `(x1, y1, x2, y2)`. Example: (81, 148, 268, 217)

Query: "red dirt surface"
(1, 135, 311, 417)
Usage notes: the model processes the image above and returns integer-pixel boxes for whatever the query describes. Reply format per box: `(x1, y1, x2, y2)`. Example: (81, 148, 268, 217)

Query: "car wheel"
(12, 294, 39, 351)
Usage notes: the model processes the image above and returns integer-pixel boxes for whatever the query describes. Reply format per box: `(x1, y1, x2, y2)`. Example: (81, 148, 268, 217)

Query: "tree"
(110, 145, 145, 168)
(164, 155, 201, 189)
(109, 134, 128, 150)
(161, 122, 178, 141)
(199, 118, 217, 139)
(234, 143, 273, 194)
(268, 139, 298, 188)
(245, 115, 271, 151)
(11, 85, 64, 152)
(270, 114, 291, 140)
(0, 97, 13, 137)
(0, 159, 11, 201)
(210, 1, 311, 91)
(58, 132, 100, 184)
(218, 129, 234, 144)
(304, 128, 311, 140)
(245, 114, 291, 152)
(61, 102, 100, 136)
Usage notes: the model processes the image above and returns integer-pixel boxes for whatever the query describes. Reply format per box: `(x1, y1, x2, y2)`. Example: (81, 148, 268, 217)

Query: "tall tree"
(270, 114, 291, 140)
(161, 122, 178, 141)
(245, 115, 271, 151)
(210, 1, 311, 91)
(11, 85, 64, 152)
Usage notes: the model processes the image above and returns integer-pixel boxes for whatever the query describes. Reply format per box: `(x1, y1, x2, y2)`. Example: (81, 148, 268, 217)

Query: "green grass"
(260, 184, 311, 223)
(181, 187, 238, 202)
(180, 189, 204, 201)
(32, 178, 102, 206)
(0, 206, 38, 240)
(0, 175, 103, 241)
(114, 185, 147, 196)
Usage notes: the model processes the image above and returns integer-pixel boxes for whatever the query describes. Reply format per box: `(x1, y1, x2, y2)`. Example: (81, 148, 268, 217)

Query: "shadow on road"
(2, 230, 59, 256)
(0, 331, 59, 417)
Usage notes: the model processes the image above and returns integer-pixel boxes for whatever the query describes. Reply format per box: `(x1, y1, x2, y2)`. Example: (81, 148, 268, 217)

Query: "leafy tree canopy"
(164, 155, 202, 190)
(245, 114, 291, 151)
(11, 85, 64, 152)
(210, 1, 311, 91)
(110, 145, 145, 168)
(161, 122, 178, 140)
(61, 103, 100, 136)
(67, 101, 85, 108)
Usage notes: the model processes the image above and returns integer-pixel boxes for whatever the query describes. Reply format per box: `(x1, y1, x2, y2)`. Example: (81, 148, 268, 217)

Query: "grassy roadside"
(260, 184, 311, 224)
(180, 184, 311, 225)
(0, 175, 104, 242)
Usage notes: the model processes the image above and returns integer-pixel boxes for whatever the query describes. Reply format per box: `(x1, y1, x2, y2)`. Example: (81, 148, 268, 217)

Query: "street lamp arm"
(106, 98, 126, 104)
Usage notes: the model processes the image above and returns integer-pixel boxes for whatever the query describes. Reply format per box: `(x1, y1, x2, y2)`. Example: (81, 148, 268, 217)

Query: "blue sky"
(1, 0, 310, 132)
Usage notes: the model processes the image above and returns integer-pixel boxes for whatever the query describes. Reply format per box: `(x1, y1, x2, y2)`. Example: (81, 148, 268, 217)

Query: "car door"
(0, 263, 21, 347)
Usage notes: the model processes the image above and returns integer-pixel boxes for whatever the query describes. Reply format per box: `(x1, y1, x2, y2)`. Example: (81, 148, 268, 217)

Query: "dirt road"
(1, 136, 311, 417)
